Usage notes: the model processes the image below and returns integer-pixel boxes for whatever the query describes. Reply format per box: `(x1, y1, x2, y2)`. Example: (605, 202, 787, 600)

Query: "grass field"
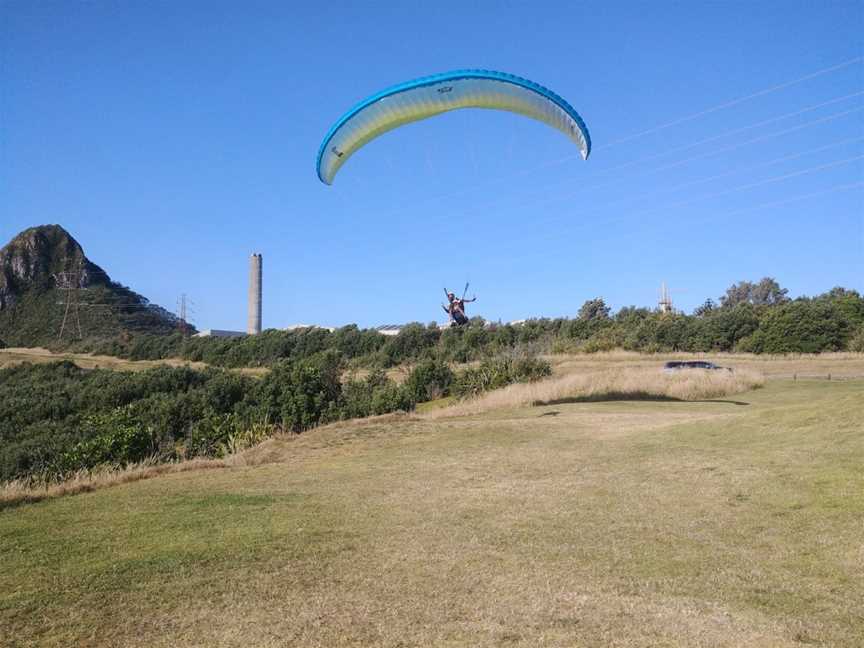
(2, 373, 862, 647)
(545, 350, 864, 380)
(5, 347, 864, 382)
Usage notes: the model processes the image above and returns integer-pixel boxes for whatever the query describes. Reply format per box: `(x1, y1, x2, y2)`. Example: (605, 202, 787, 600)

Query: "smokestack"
(248, 253, 262, 335)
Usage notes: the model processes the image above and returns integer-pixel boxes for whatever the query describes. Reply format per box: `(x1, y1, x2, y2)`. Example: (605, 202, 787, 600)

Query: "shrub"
(61, 406, 158, 473)
(744, 300, 851, 353)
(341, 370, 414, 418)
(580, 327, 624, 353)
(379, 323, 440, 366)
(452, 351, 551, 399)
(403, 359, 454, 402)
(848, 326, 864, 352)
(186, 413, 242, 458)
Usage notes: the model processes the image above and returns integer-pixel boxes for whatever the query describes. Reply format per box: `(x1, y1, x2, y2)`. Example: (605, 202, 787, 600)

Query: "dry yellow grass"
(2, 379, 861, 647)
(425, 367, 765, 419)
(0, 457, 228, 510)
(0, 364, 767, 508)
(0, 442, 289, 510)
(0, 347, 269, 375)
(545, 350, 864, 380)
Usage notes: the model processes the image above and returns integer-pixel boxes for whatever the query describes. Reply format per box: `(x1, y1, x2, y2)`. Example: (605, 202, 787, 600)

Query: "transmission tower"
(176, 293, 192, 335)
(658, 282, 673, 314)
(55, 268, 84, 340)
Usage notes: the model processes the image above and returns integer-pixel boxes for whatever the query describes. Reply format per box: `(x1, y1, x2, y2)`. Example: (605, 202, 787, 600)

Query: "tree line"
(68, 280, 864, 366)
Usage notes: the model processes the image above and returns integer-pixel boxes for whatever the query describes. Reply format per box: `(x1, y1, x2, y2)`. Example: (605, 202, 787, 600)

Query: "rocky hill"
(0, 225, 183, 347)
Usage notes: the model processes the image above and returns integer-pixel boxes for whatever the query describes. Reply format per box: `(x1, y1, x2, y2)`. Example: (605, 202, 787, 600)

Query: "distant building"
(376, 324, 402, 336)
(194, 329, 246, 338)
(283, 324, 336, 332)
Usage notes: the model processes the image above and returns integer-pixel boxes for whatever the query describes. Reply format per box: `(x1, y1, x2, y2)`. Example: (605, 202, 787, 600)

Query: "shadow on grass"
(537, 392, 750, 407)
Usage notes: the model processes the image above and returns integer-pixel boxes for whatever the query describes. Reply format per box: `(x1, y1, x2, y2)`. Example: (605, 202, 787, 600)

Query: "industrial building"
(194, 329, 246, 338)
(284, 324, 336, 332)
(194, 253, 263, 337)
(375, 324, 403, 336)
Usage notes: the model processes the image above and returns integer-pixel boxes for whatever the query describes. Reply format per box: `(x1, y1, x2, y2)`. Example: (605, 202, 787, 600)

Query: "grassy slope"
(0, 347, 267, 375)
(1, 380, 862, 647)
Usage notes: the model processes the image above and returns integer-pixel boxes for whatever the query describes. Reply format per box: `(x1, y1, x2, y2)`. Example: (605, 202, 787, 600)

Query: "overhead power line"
(362, 56, 864, 223)
(497, 181, 864, 268)
(522, 93, 864, 202)
(648, 105, 864, 174)
(531, 152, 864, 233)
(593, 90, 864, 176)
(433, 101, 864, 233)
(597, 56, 864, 150)
(493, 153, 864, 255)
(650, 135, 864, 195)
(491, 135, 864, 230)
(651, 154, 864, 213)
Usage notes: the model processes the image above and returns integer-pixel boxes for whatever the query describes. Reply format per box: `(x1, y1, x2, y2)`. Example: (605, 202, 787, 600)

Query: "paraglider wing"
(316, 69, 591, 185)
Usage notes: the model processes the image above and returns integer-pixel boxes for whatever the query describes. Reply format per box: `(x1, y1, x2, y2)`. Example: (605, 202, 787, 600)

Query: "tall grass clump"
(451, 349, 552, 399)
(425, 367, 764, 419)
(0, 456, 229, 510)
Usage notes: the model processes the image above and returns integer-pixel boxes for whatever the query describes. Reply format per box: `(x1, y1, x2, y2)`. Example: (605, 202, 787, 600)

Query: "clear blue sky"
(2, 1, 862, 330)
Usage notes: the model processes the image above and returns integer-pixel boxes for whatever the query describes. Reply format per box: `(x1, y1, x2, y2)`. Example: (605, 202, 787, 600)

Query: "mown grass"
(1, 379, 862, 647)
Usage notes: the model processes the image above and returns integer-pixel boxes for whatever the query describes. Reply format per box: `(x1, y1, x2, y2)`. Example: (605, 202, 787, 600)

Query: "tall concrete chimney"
(248, 253, 262, 335)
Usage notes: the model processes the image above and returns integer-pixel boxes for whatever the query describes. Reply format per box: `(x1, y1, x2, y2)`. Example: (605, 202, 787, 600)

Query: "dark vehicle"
(664, 361, 732, 372)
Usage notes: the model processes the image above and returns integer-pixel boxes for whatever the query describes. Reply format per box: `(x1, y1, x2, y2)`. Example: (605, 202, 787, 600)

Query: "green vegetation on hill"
(70, 282, 864, 368)
(2, 224, 860, 361)
(0, 351, 546, 484)
(0, 225, 180, 347)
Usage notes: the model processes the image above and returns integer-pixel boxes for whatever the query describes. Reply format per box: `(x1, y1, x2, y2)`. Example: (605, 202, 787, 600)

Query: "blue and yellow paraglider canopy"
(316, 69, 591, 185)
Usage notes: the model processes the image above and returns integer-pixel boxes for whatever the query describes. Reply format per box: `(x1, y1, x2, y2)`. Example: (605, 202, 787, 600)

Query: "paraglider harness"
(443, 285, 475, 327)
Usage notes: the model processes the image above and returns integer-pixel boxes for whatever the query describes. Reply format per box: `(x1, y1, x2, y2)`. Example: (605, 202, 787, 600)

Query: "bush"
(403, 359, 454, 402)
(341, 369, 414, 418)
(743, 300, 851, 353)
(452, 351, 551, 399)
(61, 406, 158, 473)
(379, 323, 440, 366)
(847, 326, 864, 352)
(580, 327, 625, 353)
(256, 359, 343, 433)
(186, 413, 242, 458)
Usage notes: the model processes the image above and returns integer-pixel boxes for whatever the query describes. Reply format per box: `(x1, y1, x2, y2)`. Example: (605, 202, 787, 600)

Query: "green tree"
(403, 359, 453, 402)
(693, 299, 716, 317)
(721, 277, 789, 308)
(816, 287, 864, 327)
(578, 298, 611, 321)
(742, 300, 851, 353)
